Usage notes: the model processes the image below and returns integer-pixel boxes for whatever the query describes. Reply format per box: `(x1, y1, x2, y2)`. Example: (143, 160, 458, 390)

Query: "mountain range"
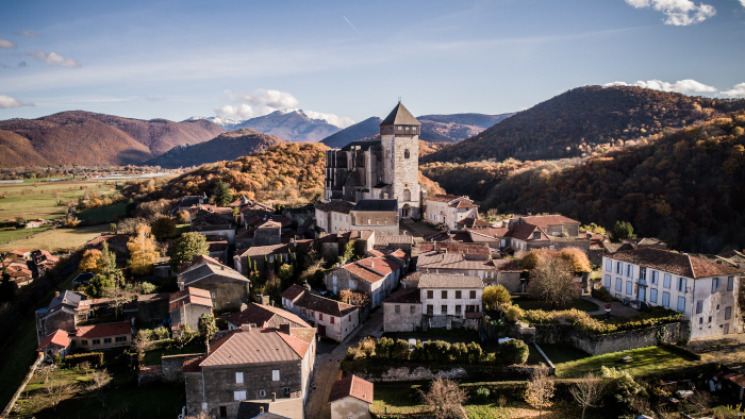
(216, 110, 344, 143)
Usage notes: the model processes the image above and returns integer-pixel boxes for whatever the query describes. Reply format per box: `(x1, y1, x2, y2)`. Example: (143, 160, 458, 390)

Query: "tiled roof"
(420, 241, 490, 256)
(384, 288, 420, 304)
(227, 303, 311, 329)
(506, 223, 547, 241)
(426, 194, 463, 203)
(468, 228, 510, 242)
(493, 258, 522, 272)
(49, 290, 83, 310)
(200, 328, 311, 367)
(341, 256, 402, 284)
(284, 286, 357, 317)
(374, 235, 414, 246)
(367, 249, 385, 257)
(417, 252, 497, 271)
(457, 218, 491, 229)
(281, 284, 307, 302)
(328, 375, 374, 404)
(74, 321, 132, 338)
(610, 248, 741, 278)
(418, 273, 483, 289)
(519, 214, 579, 228)
(423, 230, 473, 243)
(37, 329, 71, 351)
(169, 287, 213, 312)
(258, 220, 282, 229)
(455, 200, 478, 208)
(238, 240, 314, 258)
(237, 398, 304, 419)
(315, 200, 355, 214)
(380, 102, 420, 126)
(179, 259, 249, 286)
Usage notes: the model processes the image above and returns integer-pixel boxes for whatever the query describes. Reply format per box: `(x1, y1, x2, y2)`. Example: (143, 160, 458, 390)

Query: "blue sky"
(1, 0, 744, 125)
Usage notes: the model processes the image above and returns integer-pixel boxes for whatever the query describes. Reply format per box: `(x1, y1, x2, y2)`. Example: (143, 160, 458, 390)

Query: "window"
(92, 339, 100, 345)
(395, 305, 400, 313)
(410, 305, 416, 314)
(605, 259, 612, 272)
(455, 305, 462, 314)
(728, 276, 734, 291)
(427, 290, 433, 299)
(712, 278, 720, 293)
(103, 338, 112, 344)
(626, 281, 632, 295)
(441, 305, 448, 315)
(725, 306, 732, 320)
(259, 389, 266, 398)
(616, 262, 622, 274)
(367, 218, 371, 225)
(678, 277, 686, 292)
(626, 264, 632, 277)
(330, 316, 335, 324)
(696, 300, 703, 314)
(319, 313, 323, 321)
(651, 271, 658, 285)
(220, 406, 228, 418)
(236, 372, 244, 384)
(272, 370, 280, 381)
(677, 296, 686, 312)
(234, 390, 247, 401)
(455, 290, 462, 299)
(349, 315, 352, 321)
(349, 280, 356, 290)
(404, 149, 411, 159)
(81, 339, 88, 346)
(615, 278, 622, 291)
(604, 275, 611, 289)
(663, 273, 671, 289)
(662, 292, 670, 308)
(115, 336, 127, 342)
(441, 290, 448, 299)
(640, 267, 646, 281)
(469, 290, 476, 299)
(650, 288, 658, 303)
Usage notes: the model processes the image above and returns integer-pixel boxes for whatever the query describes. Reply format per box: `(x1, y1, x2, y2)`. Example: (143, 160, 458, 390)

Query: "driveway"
(583, 295, 641, 318)
(304, 308, 384, 419)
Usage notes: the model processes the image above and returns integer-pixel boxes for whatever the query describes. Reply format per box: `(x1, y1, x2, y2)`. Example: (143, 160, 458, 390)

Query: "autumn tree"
(169, 232, 209, 269)
(482, 285, 511, 310)
(525, 367, 555, 418)
(127, 223, 158, 276)
(79, 249, 103, 273)
(528, 256, 579, 308)
(420, 377, 468, 419)
(87, 242, 120, 297)
(337, 241, 356, 266)
(570, 373, 605, 419)
(558, 247, 592, 274)
(151, 216, 179, 241)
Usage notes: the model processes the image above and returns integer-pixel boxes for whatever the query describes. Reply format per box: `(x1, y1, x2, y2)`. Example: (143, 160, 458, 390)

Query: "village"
(2, 103, 745, 419)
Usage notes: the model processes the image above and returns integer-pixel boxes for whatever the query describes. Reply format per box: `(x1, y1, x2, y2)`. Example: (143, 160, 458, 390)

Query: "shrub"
(503, 304, 525, 322)
(473, 386, 491, 402)
(497, 339, 529, 365)
(66, 352, 104, 368)
(591, 287, 616, 303)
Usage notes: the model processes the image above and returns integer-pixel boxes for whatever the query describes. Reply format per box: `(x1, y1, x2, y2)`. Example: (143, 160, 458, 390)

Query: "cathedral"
(324, 102, 422, 218)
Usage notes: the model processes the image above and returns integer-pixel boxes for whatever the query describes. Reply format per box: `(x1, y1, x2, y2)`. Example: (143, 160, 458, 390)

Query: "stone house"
(349, 199, 399, 236)
(317, 230, 375, 262)
(324, 255, 403, 308)
(191, 207, 237, 245)
(382, 288, 422, 333)
(36, 329, 72, 361)
(602, 248, 742, 338)
(419, 274, 483, 330)
(328, 375, 374, 419)
(35, 290, 87, 344)
(227, 303, 311, 331)
(236, 397, 304, 419)
(183, 324, 316, 419)
(169, 287, 213, 334)
(71, 321, 133, 351)
(315, 201, 355, 234)
(233, 240, 314, 275)
(177, 255, 251, 312)
(416, 243, 499, 284)
(423, 195, 479, 230)
(491, 258, 523, 293)
(373, 234, 414, 254)
(282, 284, 360, 343)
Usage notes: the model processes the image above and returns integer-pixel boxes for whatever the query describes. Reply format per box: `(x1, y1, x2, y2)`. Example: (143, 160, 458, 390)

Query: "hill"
(234, 110, 341, 142)
(320, 113, 510, 149)
(145, 128, 284, 168)
(423, 85, 745, 163)
(434, 112, 745, 253)
(0, 111, 223, 167)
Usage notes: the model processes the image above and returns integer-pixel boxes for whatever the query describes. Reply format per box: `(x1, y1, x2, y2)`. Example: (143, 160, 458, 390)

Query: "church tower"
(380, 101, 421, 218)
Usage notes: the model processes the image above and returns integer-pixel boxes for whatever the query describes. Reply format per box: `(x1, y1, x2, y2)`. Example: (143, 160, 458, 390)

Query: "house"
(349, 199, 399, 236)
(227, 303, 311, 331)
(183, 324, 316, 419)
(36, 329, 72, 362)
(206, 238, 230, 263)
(236, 397, 304, 419)
(315, 201, 355, 234)
(416, 242, 499, 284)
(324, 102, 422, 219)
(424, 195, 479, 230)
(504, 215, 587, 252)
(177, 255, 251, 312)
(171, 195, 207, 215)
(170, 287, 214, 333)
(373, 234, 414, 254)
(419, 273, 483, 330)
(134, 292, 171, 328)
(5, 264, 34, 287)
(35, 290, 87, 344)
(236, 219, 285, 249)
(491, 258, 524, 293)
(30, 249, 59, 278)
(233, 240, 314, 275)
(282, 284, 360, 343)
(382, 288, 422, 333)
(328, 375, 374, 419)
(456, 217, 492, 229)
(601, 248, 742, 338)
(324, 255, 404, 308)
(71, 321, 133, 351)
(317, 230, 375, 262)
(191, 207, 237, 245)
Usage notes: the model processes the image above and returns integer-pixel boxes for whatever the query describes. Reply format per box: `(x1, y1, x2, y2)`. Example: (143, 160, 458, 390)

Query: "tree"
(559, 247, 592, 274)
(151, 217, 179, 241)
(198, 313, 218, 350)
(525, 367, 555, 417)
(420, 377, 468, 419)
(611, 220, 636, 242)
(278, 263, 294, 287)
(496, 339, 529, 365)
(570, 373, 605, 419)
(482, 285, 511, 310)
(527, 256, 579, 308)
(213, 180, 233, 206)
(337, 241, 355, 265)
(87, 242, 120, 297)
(79, 249, 103, 273)
(169, 232, 209, 269)
(127, 223, 158, 276)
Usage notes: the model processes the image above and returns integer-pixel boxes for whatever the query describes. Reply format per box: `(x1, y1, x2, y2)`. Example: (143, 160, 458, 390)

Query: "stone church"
(324, 102, 422, 218)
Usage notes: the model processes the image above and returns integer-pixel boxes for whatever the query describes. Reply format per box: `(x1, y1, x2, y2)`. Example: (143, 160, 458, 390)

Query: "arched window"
(404, 149, 410, 159)
(403, 189, 411, 201)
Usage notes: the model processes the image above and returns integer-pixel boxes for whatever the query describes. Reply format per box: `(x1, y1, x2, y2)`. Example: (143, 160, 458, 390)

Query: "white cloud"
(26, 51, 80, 67)
(624, 0, 716, 26)
(740, 0, 745, 8)
(215, 88, 354, 127)
(0, 39, 16, 49)
(721, 82, 745, 98)
(604, 79, 717, 94)
(15, 30, 43, 38)
(0, 95, 34, 109)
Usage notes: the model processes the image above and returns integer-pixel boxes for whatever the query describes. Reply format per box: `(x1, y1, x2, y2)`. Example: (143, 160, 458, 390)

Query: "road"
(305, 308, 384, 419)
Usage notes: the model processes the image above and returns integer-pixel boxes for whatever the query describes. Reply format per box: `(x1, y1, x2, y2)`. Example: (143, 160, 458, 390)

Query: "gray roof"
(418, 273, 483, 289)
(179, 261, 249, 286)
(237, 398, 303, 419)
(417, 252, 497, 271)
(49, 290, 83, 310)
(380, 102, 420, 126)
(352, 199, 398, 212)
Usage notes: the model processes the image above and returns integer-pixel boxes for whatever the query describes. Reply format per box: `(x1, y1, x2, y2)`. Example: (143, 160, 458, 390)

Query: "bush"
(66, 352, 104, 368)
(473, 386, 491, 402)
(503, 304, 525, 322)
(497, 339, 529, 365)
(592, 287, 616, 303)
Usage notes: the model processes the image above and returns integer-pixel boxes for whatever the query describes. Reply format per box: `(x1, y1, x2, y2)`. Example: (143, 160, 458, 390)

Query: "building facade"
(282, 284, 360, 343)
(424, 195, 479, 230)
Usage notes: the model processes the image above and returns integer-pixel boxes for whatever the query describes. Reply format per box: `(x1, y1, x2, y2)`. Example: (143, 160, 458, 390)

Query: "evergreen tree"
(169, 232, 209, 269)
(213, 180, 233, 206)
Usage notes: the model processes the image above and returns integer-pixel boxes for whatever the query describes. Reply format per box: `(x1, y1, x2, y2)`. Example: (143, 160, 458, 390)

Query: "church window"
(404, 149, 410, 159)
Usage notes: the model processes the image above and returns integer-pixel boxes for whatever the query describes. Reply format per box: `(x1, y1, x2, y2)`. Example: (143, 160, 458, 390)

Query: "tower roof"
(380, 102, 420, 126)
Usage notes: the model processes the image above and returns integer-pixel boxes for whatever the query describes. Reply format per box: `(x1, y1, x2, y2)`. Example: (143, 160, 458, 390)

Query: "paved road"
(305, 308, 384, 419)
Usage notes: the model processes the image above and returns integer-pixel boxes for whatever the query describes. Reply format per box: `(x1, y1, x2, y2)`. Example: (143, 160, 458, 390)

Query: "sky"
(1, 0, 745, 125)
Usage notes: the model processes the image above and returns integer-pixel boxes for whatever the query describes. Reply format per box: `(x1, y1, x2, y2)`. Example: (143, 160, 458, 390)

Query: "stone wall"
(532, 322, 683, 355)
(161, 353, 203, 383)
(355, 366, 468, 382)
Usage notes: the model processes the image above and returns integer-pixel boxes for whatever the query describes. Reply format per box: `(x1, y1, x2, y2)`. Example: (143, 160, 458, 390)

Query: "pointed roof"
(328, 375, 374, 404)
(380, 102, 420, 126)
(37, 329, 71, 351)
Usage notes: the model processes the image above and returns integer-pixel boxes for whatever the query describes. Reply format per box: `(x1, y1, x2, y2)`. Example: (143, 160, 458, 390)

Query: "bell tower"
(380, 101, 421, 219)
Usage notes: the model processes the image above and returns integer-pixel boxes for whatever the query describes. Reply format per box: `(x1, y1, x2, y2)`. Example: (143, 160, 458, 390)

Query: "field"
(0, 179, 119, 221)
(0, 224, 110, 252)
(554, 345, 698, 378)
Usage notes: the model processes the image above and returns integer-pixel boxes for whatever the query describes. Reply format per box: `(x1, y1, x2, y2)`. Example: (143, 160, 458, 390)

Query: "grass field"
(77, 202, 127, 225)
(554, 346, 698, 378)
(0, 225, 53, 244)
(0, 224, 110, 252)
(0, 179, 119, 221)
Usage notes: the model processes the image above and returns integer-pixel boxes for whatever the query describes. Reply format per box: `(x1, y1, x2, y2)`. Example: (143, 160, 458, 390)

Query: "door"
(724, 323, 730, 334)
(318, 324, 327, 337)
(637, 286, 645, 302)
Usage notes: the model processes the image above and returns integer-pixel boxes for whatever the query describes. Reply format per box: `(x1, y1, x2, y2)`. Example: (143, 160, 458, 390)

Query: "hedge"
(65, 352, 104, 368)
(520, 307, 683, 334)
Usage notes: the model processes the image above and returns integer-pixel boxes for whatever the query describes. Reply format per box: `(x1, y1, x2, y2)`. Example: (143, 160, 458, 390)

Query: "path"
(305, 308, 384, 419)
(583, 295, 640, 318)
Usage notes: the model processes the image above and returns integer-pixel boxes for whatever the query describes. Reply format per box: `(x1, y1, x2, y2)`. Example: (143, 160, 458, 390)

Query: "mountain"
(187, 116, 240, 130)
(0, 111, 224, 167)
(423, 85, 745, 163)
(233, 110, 342, 143)
(320, 113, 510, 148)
(145, 128, 284, 168)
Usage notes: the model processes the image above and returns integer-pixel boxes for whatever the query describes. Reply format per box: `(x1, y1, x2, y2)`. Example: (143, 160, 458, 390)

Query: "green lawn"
(0, 224, 53, 245)
(513, 296, 599, 312)
(554, 346, 698, 378)
(371, 381, 428, 416)
(0, 180, 117, 221)
(77, 202, 127, 225)
(538, 343, 590, 364)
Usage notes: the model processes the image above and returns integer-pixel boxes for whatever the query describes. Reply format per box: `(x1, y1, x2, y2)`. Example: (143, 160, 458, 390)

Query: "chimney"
(271, 392, 277, 402)
(279, 323, 290, 335)
(259, 407, 264, 414)
(241, 323, 256, 332)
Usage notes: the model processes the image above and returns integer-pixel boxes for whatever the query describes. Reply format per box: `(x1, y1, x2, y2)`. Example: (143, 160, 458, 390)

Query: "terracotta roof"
(506, 223, 547, 241)
(417, 252, 497, 271)
(228, 303, 311, 329)
(455, 200, 478, 208)
(610, 248, 741, 278)
(258, 220, 282, 229)
(328, 375, 374, 404)
(367, 249, 385, 257)
(427, 194, 463, 203)
(169, 287, 213, 312)
(493, 258, 522, 272)
(238, 240, 314, 258)
(74, 321, 132, 338)
(341, 256, 402, 284)
(374, 235, 414, 246)
(384, 288, 420, 304)
(37, 329, 71, 351)
(418, 273, 483, 289)
(179, 258, 249, 286)
(468, 227, 510, 242)
(423, 230, 473, 243)
(200, 328, 311, 367)
(283, 285, 357, 317)
(281, 284, 307, 302)
(457, 218, 491, 229)
(721, 372, 745, 387)
(315, 200, 355, 214)
(421, 241, 490, 256)
(519, 214, 579, 228)
(237, 398, 304, 419)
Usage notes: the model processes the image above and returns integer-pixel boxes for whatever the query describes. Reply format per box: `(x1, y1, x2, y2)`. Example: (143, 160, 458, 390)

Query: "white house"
(424, 195, 478, 230)
(419, 273, 483, 330)
(602, 248, 741, 339)
(281, 284, 360, 343)
(315, 201, 355, 233)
